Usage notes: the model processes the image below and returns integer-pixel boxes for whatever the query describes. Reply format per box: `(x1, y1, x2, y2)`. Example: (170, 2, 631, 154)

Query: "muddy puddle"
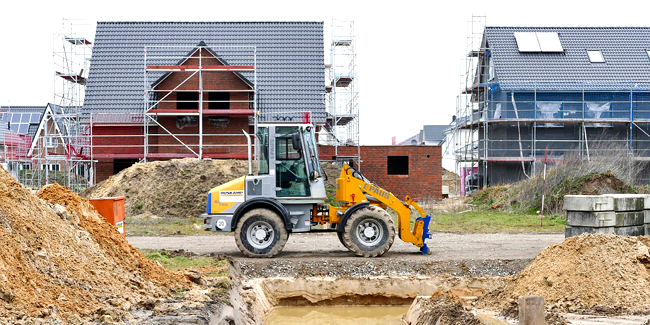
(264, 305, 410, 325)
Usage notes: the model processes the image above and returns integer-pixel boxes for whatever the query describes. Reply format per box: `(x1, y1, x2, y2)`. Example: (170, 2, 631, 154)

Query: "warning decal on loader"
(219, 190, 245, 202)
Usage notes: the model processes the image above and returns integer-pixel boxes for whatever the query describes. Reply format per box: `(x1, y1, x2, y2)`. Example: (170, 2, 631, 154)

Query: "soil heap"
(84, 158, 343, 219)
(482, 233, 650, 314)
(0, 168, 190, 323)
(83, 158, 250, 218)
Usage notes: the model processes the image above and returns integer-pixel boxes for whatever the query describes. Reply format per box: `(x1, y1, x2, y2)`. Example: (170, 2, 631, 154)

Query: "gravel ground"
(127, 232, 564, 260)
(128, 232, 563, 278)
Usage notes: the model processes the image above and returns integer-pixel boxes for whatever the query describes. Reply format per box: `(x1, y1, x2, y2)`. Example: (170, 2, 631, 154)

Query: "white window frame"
(41, 163, 60, 171)
(46, 136, 58, 148)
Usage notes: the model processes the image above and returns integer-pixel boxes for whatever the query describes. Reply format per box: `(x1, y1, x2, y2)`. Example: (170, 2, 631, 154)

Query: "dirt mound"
(406, 292, 480, 325)
(83, 158, 249, 218)
(84, 158, 342, 218)
(0, 168, 190, 323)
(480, 233, 650, 314)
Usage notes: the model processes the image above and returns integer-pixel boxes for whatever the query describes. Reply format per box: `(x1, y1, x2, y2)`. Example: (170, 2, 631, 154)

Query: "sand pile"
(482, 233, 650, 314)
(0, 168, 191, 323)
(84, 158, 343, 219)
(83, 158, 249, 218)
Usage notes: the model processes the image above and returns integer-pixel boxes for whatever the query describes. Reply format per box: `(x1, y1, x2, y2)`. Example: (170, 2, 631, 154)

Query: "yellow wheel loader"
(202, 124, 432, 257)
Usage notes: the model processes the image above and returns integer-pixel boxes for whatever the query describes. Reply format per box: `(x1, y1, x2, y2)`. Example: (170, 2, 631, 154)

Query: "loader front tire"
(342, 206, 395, 257)
(235, 208, 288, 258)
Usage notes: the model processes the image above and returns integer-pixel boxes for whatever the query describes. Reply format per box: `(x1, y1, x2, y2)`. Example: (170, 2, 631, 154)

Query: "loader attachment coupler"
(417, 215, 433, 255)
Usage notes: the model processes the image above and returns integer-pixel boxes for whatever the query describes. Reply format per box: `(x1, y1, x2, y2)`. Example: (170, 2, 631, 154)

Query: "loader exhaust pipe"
(242, 130, 253, 175)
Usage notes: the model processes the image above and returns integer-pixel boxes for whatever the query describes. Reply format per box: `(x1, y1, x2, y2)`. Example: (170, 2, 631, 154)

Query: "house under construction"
(455, 21, 650, 194)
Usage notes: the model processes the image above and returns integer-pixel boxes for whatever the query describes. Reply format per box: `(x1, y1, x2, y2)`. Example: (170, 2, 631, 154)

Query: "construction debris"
(403, 292, 480, 325)
(480, 233, 650, 315)
(0, 167, 193, 323)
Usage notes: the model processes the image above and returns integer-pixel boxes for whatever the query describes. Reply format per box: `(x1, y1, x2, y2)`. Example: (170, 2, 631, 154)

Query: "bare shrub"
(477, 139, 641, 215)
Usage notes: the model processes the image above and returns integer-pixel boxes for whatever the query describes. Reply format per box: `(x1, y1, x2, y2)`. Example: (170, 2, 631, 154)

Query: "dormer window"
(587, 50, 605, 63)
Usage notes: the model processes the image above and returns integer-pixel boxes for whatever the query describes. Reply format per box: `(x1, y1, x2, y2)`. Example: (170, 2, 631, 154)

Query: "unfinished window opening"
(488, 57, 495, 81)
(176, 92, 199, 110)
(209, 92, 230, 110)
(41, 164, 60, 172)
(387, 156, 409, 175)
(587, 50, 605, 63)
(114, 159, 138, 175)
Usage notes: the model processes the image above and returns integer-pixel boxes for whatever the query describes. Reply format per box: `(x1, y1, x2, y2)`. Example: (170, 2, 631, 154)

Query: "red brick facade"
(319, 145, 442, 201)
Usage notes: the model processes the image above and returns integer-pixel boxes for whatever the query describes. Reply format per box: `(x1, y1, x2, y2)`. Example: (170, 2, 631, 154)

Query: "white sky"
(1, 0, 649, 145)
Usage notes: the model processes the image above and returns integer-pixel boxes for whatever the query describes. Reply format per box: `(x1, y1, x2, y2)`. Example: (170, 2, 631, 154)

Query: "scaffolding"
(454, 17, 650, 195)
(324, 20, 361, 168)
(141, 44, 257, 161)
(453, 16, 485, 196)
(2, 19, 94, 191)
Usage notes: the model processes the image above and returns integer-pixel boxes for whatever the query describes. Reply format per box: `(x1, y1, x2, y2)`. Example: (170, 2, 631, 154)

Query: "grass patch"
(126, 216, 225, 236)
(429, 210, 565, 233)
(140, 249, 226, 271)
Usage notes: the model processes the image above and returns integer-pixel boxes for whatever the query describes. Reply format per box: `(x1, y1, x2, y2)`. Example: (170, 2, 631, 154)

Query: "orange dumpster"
(89, 196, 126, 237)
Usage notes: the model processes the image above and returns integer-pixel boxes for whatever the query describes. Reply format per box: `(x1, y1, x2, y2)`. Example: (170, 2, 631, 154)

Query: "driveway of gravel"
(128, 232, 564, 261)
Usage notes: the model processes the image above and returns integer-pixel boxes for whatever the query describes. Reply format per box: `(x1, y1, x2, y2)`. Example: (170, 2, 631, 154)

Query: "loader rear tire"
(342, 206, 395, 257)
(235, 208, 288, 258)
(337, 231, 350, 249)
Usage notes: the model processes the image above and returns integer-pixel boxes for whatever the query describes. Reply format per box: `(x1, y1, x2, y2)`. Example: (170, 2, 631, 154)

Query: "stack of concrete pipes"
(564, 194, 650, 238)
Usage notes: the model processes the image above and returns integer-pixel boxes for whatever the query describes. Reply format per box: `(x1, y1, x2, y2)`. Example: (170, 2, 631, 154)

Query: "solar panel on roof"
(514, 32, 541, 52)
(18, 124, 28, 134)
(537, 32, 563, 52)
(30, 113, 40, 123)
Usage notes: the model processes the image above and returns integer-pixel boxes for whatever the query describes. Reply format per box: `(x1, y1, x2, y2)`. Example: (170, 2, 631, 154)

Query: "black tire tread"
(342, 206, 395, 257)
(234, 208, 288, 258)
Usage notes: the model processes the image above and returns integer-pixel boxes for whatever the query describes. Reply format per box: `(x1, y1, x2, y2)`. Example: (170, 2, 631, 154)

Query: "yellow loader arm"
(335, 164, 432, 254)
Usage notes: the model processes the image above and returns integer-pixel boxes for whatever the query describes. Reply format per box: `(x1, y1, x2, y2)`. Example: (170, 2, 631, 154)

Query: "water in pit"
(264, 305, 410, 325)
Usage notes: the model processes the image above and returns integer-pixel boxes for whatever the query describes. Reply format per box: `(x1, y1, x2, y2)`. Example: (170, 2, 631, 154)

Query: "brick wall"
(92, 125, 144, 156)
(319, 145, 442, 201)
(96, 160, 114, 182)
(152, 117, 250, 155)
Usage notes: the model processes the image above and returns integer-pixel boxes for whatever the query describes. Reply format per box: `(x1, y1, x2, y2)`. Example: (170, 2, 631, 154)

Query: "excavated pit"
(225, 258, 517, 325)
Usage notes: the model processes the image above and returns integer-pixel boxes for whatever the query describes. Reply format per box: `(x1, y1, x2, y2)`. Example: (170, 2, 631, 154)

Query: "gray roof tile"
(485, 27, 650, 91)
(84, 22, 326, 122)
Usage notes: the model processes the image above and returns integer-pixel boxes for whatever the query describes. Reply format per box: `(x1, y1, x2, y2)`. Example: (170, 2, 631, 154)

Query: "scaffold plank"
(146, 65, 254, 72)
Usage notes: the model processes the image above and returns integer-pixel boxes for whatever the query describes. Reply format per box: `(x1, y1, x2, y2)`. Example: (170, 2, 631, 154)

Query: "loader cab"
(256, 124, 326, 201)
